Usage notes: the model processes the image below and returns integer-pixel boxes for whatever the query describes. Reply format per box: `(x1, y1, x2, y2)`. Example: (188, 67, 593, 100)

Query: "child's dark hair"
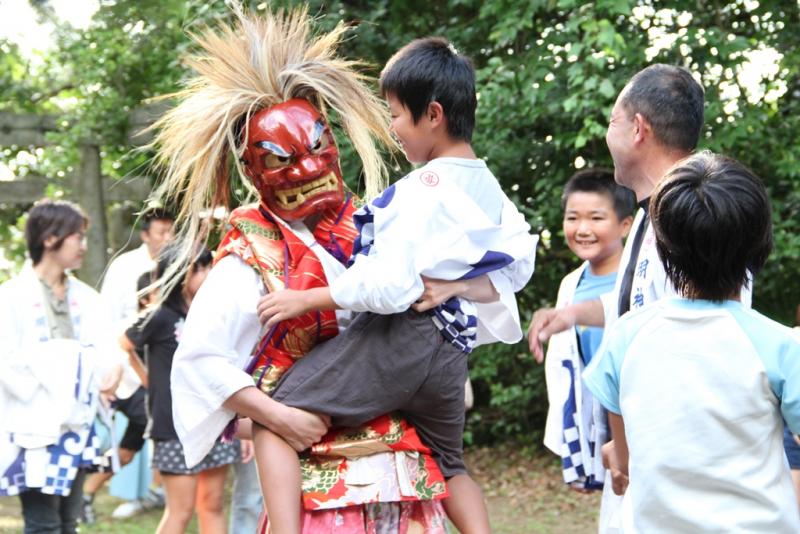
(561, 167, 637, 220)
(650, 151, 772, 301)
(25, 199, 89, 265)
(379, 37, 476, 141)
(156, 245, 213, 312)
(136, 270, 154, 310)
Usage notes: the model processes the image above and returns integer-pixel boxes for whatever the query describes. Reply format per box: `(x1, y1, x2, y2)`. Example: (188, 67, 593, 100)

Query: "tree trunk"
(75, 144, 108, 288)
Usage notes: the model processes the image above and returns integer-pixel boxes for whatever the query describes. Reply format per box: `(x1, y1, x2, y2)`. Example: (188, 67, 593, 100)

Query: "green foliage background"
(2, 0, 799, 446)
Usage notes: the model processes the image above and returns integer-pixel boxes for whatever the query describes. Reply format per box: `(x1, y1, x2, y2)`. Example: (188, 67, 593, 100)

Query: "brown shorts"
(271, 309, 468, 478)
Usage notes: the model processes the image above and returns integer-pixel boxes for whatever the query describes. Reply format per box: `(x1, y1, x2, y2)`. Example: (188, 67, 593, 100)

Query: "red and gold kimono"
(216, 196, 447, 515)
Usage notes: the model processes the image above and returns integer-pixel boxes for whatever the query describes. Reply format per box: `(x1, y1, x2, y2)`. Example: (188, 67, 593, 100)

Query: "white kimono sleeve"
(474, 196, 538, 345)
(171, 255, 264, 467)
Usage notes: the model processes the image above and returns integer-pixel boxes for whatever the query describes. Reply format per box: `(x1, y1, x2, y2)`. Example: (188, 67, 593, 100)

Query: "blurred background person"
(121, 247, 237, 534)
(0, 199, 121, 534)
(82, 207, 175, 521)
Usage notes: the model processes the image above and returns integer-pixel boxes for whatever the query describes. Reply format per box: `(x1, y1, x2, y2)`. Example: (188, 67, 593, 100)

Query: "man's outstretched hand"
(527, 307, 575, 363)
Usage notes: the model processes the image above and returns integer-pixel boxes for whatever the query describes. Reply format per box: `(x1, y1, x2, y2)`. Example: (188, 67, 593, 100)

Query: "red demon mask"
(242, 99, 344, 221)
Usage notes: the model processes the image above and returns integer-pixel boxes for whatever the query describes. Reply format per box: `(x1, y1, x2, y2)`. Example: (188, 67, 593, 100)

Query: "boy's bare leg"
(83, 471, 113, 495)
(83, 447, 135, 500)
(252, 423, 302, 534)
(443, 474, 491, 534)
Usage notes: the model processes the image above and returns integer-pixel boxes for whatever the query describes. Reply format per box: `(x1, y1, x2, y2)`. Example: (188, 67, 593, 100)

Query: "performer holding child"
(153, 5, 488, 533)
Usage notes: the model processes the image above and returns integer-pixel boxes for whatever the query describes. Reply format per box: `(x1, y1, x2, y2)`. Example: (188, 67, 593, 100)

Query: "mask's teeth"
(275, 172, 338, 208)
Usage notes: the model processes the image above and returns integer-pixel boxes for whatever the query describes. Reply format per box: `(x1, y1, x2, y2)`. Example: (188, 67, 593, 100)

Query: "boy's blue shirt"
(573, 268, 617, 365)
(584, 297, 800, 433)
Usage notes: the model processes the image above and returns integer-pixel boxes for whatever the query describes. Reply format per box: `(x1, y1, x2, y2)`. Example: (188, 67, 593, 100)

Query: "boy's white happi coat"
(543, 262, 600, 486)
(331, 157, 538, 346)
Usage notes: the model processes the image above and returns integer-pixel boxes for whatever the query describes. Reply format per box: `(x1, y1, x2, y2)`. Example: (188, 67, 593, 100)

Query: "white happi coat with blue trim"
(329, 157, 538, 349)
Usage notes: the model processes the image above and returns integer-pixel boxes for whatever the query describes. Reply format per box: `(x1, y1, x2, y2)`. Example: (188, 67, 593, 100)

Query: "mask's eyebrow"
(254, 141, 291, 157)
(311, 120, 325, 146)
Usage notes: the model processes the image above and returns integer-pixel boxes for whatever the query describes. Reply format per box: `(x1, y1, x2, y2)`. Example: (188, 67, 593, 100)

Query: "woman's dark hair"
(191, 247, 213, 272)
(25, 199, 89, 265)
(561, 167, 637, 220)
(155, 245, 213, 312)
(136, 270, 154, 310)
(650, 151, 772, 301)
(379, 37, 476, 141)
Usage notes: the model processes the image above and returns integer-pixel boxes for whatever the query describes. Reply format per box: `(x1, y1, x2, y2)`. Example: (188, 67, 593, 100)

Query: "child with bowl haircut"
(584, 152, 800, 532)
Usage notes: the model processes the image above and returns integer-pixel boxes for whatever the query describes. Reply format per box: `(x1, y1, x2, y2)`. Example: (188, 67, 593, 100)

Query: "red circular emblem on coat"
(420, 171, 439, 186)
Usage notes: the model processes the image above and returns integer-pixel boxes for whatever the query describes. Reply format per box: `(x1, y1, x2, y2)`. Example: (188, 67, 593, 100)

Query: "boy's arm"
(257, 287, 339, 327)
(412, 275, 498, 312)
(603, 413, 629, 495)
(120, 332, 148, 389)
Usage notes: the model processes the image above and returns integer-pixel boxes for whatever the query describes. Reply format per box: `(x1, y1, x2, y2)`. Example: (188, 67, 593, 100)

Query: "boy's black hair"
(650, 151, 772, 301)
(621, 64, 704, 152)
(561, 167, 637, 221)
(379, 37, 476, 142)
(141, 207, 175, 233)
(25, 199, 88, 265)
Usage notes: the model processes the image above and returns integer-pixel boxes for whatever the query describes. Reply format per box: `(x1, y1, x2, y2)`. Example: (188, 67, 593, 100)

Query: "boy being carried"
(540, 169, 635, 490)
(584, 151, 800, 531)
(256, 37, 537, 533)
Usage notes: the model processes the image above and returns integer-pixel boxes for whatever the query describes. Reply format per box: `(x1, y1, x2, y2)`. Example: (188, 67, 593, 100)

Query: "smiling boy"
(541, 168, 635, 490)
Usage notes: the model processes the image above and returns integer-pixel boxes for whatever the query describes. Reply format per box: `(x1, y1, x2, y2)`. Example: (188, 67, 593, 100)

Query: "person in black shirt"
(121, 248, 238, 534)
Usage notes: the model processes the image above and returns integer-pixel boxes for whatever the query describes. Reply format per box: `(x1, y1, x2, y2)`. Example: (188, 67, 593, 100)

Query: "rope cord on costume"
(330, 193, 353, 263)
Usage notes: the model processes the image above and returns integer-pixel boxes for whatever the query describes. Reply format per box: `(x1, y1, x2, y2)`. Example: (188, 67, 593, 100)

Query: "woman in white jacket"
(0, 199, 119, 534)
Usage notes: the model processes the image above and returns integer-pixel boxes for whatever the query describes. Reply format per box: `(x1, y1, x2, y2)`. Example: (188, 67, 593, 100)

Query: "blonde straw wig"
(147, 3, 394, 287)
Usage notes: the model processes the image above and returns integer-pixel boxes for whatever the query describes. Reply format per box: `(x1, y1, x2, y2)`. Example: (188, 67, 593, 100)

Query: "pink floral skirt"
(258, 500, 449, 533)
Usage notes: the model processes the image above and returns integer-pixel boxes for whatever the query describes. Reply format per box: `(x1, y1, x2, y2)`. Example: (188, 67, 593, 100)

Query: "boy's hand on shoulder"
(257, 289, 310, 327)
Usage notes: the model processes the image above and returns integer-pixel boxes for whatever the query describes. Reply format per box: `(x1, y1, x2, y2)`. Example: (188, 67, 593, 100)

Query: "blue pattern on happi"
(560, 360, 602, 490)
(0, 426, 104, 497)
(461, 250, 514, 280)
(430, 297, 478, 353)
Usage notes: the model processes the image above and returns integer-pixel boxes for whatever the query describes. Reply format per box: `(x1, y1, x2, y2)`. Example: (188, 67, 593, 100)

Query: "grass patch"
(0, 445, 600, 533)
